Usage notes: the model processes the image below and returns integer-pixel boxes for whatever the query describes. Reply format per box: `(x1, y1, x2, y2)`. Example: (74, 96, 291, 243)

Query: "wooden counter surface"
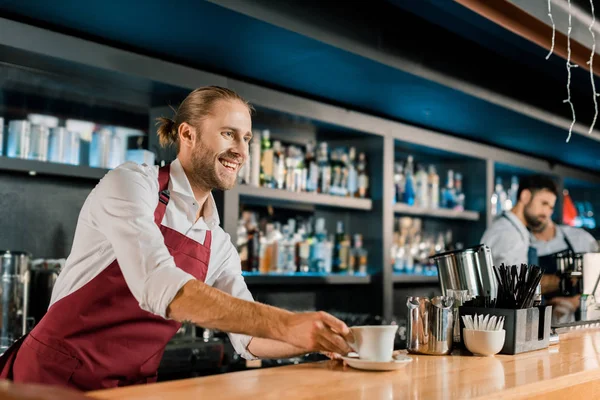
(88, 329, 600, 399)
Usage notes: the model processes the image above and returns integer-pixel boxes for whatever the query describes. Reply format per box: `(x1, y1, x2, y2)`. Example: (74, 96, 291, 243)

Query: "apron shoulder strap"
(557, 225, 576, 252)
(154, 164, 171, 225)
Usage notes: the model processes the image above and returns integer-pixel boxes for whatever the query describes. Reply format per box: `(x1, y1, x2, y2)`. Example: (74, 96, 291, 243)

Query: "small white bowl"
(463, 329, 506, 356)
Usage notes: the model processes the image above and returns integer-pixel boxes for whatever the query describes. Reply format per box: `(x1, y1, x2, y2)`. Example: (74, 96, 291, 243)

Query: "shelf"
(237, 185, 373, 211)
(241, 272, 372, 285)
(392, 273, 439, 284)
(393, 203, 480, 221)
(0, 157, 109, 180)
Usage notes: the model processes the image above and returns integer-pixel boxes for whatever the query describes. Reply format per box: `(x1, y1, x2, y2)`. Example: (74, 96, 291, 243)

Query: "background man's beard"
(524, 209, 547, 232)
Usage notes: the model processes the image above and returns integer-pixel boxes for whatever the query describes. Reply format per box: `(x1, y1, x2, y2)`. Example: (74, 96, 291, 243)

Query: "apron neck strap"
(154, 164, 172, 225)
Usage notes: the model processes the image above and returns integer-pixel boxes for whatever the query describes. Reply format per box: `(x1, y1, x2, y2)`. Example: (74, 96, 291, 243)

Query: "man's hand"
(281, 311, 354, 355)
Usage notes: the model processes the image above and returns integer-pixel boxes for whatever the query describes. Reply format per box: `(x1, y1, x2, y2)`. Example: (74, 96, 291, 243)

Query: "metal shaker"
(407, 295, 454, 355)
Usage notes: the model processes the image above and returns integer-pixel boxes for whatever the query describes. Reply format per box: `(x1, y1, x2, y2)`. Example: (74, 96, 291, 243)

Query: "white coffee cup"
(347, 325, 399, 362)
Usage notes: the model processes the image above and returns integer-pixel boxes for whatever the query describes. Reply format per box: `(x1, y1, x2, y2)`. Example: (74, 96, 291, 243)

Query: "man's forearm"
(166, 280, 292, 341)
(246, 337, 308, 359)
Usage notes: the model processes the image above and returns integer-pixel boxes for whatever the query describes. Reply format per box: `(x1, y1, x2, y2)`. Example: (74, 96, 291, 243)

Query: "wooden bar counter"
(88, 329, 600, 399)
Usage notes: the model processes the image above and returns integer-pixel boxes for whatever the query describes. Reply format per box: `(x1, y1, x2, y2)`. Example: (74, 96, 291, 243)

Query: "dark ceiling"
(1, 0, 600, 173)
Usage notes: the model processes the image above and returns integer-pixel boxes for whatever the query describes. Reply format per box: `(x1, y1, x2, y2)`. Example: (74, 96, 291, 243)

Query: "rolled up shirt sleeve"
(88, 163, 195, 318)
(211, 237, 258, 360)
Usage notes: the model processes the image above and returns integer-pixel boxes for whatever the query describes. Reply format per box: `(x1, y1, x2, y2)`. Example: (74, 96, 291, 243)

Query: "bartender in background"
(480, 174, 558, 268)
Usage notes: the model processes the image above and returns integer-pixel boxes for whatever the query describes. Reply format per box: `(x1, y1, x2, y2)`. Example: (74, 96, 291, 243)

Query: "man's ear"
(178, 122, 196, 149)
(520, 189, 532, 204)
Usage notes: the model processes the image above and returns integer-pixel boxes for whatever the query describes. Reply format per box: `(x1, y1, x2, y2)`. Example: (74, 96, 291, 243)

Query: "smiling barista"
(0, 86, 354, 391)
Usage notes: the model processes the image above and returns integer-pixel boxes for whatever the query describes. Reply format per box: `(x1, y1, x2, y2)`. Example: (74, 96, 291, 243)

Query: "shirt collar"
(168, 158, 220, 227)
(503, 210, 531, 243)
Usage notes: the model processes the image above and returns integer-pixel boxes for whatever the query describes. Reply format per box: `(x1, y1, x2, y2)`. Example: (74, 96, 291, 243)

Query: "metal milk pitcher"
(407, 296, 454, 355)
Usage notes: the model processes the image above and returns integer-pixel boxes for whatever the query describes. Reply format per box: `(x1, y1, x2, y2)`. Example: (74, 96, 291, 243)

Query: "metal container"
(0, 251, 32, 353)
(431, 244, 498, 300)
(407, 296, 454, 355)
(29, 124, 50, 161)
(7, 120, 31, 159)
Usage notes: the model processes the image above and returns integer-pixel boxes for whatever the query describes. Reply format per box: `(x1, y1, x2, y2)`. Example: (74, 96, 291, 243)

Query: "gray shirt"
(480, 211, 530, 267)
(531, 225, 599, 256)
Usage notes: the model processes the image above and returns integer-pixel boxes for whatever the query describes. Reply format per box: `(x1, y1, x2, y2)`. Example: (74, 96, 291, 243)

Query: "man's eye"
(224, 131, 234, 137)
(244, 136, 252, 142)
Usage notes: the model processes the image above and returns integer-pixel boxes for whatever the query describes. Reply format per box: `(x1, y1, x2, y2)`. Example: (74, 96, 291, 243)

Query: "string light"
(546, 0, 556, 59)
(564, 0, 577, 143)
(587, 0, 598, 135)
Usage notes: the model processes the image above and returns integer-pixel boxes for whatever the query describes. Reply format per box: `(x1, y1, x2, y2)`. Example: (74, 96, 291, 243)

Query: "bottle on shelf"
(415, 163, 429, 208)
(347, 147, 358, 198)
(317, 142, 331, 195)
(272, 141, 285, 190)
(454, 173, 465, 211)
(441, 169, 456, 209)
(428, 165, 439, 209)
(249, 130, 261, 187)
(237, 219, 249, 271)
(403, 155, 415, 206)
(393, 162, 405, 204)
(246, 214, 260, 272)
(506, 175, 519, 211)
(333, 221, 351, 273)
(490, 177, 507, 217)
(260, 130, 273, 188)
(356, 152, 369, 199)
(349, 234, 368, 275)
(304, 142, 319, 193)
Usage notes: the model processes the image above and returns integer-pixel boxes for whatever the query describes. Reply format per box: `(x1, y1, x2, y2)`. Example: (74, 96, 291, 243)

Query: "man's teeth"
(221, 160, 238, 169)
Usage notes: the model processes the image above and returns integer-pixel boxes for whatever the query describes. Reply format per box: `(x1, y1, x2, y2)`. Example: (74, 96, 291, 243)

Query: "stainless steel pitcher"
(407, 296, 454, 355)
(431, 244, 498, 300)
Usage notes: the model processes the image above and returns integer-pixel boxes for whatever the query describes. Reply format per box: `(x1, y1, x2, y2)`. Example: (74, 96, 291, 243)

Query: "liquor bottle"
(305, 141, 319, 193)
(333, 221, 350, 273)
(296, 224, 311, 273)
(318, 142, 331, 194)
(339, 151, 350, 197)
(249, 130, 261, 187)
(490, 177, 507, 216)
(442, 170, 456, 209)
(415, 163, 429, 208)
(394, 163, 405, 204)
(237, 219, 249, 271)
(260, 130, 273, 188)
(428, 165, 439, 209)
(246, 214, 260, 272)
(347, 147, 358, 197)
(330, 148, 342, 196)
(506, 175, 519, 211)
(454, 173, 465, 211)
(350, 234, 368, 275)
(259, 223, 274, 273)
(272, 141, 285, 190)
(311, 218, 327, 273)
(403, 155, 415, 206)
(356, 152, 369, 198)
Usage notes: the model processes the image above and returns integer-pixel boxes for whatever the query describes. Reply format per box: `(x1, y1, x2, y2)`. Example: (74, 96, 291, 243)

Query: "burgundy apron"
(0, 164, 211, 391)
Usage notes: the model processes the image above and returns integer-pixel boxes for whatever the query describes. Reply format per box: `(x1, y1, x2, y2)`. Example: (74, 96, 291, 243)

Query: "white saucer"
(341, 353, 413, 371)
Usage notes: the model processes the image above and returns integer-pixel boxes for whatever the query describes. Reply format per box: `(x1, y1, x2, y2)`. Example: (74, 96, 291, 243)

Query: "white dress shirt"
(50, 158, 256, 360)
(480, 211, 530, 267)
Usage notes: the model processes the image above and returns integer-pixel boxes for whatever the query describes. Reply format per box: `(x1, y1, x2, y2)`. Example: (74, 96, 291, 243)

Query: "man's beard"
(524, 205, 548, 233)
(188, 141, 237, 191)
